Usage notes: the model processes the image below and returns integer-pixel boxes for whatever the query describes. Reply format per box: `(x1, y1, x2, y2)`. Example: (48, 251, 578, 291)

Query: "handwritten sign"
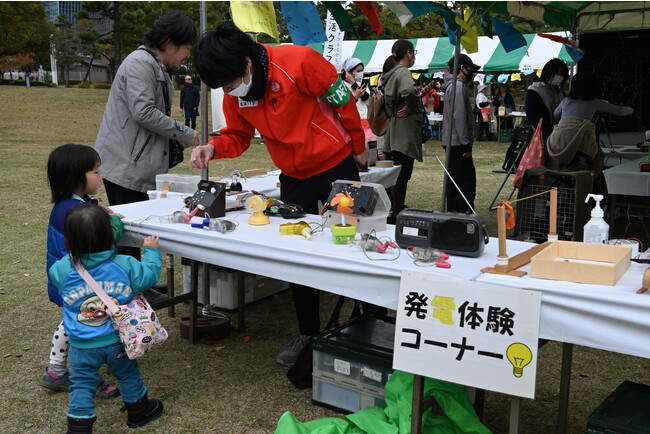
(230, 1, 279, 42)
(394, 271, 541, 399)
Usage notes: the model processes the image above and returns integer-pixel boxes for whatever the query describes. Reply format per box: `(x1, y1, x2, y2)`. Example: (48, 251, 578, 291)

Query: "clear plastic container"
(323, 180, 391, 233)
(155, 174, 201, 194)
(312, 373, 386, 414)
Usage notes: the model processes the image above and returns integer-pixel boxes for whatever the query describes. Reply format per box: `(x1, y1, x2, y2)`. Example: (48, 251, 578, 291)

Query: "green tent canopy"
(309, 32, 572, 73)
(467, 1, 650, 34)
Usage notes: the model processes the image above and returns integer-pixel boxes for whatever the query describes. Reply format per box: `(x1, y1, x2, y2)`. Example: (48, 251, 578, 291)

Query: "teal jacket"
(49, 247, 161, 349)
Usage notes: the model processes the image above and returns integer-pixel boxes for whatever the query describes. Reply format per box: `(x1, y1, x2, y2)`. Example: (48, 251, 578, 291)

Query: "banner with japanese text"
(394, 271, 541, 399)
(323, 11, 345, 70)
(230, 1, 279, 42)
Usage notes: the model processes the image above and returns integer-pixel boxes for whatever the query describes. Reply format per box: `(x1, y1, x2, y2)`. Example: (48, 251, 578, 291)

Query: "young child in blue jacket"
(41, 144, 123, 398)
(49, 203, 164, 433)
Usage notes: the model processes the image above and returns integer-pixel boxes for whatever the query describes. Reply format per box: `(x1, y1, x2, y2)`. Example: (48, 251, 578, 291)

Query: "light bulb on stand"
(506, 343, 532, 378)
(339, 196, 350, 225)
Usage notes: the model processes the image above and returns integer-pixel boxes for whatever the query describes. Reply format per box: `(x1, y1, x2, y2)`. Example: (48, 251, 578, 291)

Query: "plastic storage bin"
(312, 373, 387, 414)
(181, 261, 288, 309)
(155, 174, 201, 194)
(312, 314, 395, 413)
(499, 129, 516, 143)
(586, 381, 650, 434)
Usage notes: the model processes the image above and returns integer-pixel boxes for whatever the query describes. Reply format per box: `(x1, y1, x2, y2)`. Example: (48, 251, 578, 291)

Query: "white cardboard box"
(182, 264, 288, 309)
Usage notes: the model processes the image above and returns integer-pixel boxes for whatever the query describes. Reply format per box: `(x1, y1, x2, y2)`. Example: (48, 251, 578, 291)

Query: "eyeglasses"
(412, 49, 418, 56)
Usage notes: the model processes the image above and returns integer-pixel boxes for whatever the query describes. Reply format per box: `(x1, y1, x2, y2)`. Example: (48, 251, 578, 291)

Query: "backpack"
(368, 87, 389, 136)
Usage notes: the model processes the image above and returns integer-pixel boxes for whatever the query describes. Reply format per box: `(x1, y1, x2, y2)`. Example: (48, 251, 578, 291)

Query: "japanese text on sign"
(394, 271, 541, 399)
(323, 11, 344, 70)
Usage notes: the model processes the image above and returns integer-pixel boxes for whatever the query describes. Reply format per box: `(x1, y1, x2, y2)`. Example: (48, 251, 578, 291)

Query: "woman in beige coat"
(382, 39, 423, 222)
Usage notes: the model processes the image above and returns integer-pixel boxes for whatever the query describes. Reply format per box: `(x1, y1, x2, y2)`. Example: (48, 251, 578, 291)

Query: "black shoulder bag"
(139, 48, 185, 169)
(286, 296, 361, 389)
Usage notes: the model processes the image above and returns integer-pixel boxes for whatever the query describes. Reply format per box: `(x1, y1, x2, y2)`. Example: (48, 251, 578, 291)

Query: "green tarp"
(274, 371, 491, 434)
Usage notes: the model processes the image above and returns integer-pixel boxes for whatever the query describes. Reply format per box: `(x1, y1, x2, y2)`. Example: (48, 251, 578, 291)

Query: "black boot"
(65, 416, 96, 434)
(123, 393, 163, 428)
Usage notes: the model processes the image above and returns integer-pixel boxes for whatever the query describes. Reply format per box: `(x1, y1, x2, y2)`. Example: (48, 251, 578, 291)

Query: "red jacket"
(209, 44, 365, 179)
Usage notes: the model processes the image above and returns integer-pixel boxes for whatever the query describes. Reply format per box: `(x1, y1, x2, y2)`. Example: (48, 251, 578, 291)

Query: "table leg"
(496, 117, 501, 142)
(202, 262, 210, 306)
(166, 253, 175, 318)
(189, 260, 199, 344)
(237, 271, 245, 331)
(556, 343, 573, 434)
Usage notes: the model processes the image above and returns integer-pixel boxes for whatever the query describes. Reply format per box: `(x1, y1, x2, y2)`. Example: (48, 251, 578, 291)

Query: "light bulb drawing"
(506, 343, 533, 378)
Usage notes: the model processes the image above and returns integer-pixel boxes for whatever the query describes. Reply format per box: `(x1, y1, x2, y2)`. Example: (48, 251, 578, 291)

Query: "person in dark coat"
(180, 75, 200, 129)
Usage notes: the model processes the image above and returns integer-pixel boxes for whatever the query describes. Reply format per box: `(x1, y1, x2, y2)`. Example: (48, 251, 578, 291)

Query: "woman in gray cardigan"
(382, 39, 423, 222)
(95, 11, 200, 221)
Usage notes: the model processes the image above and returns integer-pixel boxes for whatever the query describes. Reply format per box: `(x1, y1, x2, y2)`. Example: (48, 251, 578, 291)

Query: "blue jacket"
(49, 247, 161, 349)
(46, 195, 124, 306)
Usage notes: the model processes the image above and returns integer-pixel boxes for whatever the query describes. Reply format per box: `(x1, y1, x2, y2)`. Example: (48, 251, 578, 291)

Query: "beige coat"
(547, 117, 597, 165)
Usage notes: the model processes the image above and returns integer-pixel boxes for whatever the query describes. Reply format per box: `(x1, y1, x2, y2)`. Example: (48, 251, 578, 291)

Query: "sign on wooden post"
(394, 271, 541, 399)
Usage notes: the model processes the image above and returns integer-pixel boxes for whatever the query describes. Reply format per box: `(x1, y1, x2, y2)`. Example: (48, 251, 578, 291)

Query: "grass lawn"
(0, 85, 648, 433)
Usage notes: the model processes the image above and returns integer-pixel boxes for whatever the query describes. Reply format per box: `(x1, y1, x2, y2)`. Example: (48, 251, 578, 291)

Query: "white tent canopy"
(311, 32, 573, 73)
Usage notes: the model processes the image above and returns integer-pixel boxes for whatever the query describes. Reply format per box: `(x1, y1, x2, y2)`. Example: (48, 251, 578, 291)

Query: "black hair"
(64, 203, 115, 266)
(47, 144, 101, 203)
(382, 39, 414, 74)
(143, 11, 197, 50)
(568, 73, 602, 100)
(195, 21, 258, 89)
(540, 58, 569, 86)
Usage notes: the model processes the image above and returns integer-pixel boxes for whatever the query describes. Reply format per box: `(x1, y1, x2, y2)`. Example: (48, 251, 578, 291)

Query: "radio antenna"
(435, 156, 477, 214)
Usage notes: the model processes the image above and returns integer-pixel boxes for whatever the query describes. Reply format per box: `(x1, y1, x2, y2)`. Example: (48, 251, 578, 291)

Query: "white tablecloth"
(603, 157, 650, 196)
(112, 196, 650, 360)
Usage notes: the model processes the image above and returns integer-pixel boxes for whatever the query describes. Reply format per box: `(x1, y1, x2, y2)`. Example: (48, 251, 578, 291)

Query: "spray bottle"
(583, 194, 609, 244)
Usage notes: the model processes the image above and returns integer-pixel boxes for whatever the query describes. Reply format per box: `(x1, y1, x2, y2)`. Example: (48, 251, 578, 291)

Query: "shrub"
(30, 81, 53, 87)
(77, 81, 91, 89)
(92, 82, 112, 90)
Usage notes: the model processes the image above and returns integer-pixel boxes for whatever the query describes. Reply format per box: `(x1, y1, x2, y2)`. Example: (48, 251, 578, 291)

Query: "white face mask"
(228, 68, 253, 97)
(354, 72, 364, 85)
(549, 75, 564, 86)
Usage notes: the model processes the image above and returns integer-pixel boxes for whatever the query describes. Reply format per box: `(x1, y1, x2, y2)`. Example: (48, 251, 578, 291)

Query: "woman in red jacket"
(190, 22, 374, 367)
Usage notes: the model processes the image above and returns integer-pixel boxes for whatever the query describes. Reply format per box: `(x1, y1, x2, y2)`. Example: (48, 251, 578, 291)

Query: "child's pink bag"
(75, 265, 168, 359)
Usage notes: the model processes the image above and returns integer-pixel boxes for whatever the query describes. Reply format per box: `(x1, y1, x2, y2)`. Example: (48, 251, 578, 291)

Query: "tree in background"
(76, 19, 103, 83)
(54, 15, 81, 87)
(0, 2, 54, 79)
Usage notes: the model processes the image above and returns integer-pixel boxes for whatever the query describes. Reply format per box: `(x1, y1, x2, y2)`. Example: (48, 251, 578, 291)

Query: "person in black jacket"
(180, 75, 200, 129)
(524, 58, 568, 141)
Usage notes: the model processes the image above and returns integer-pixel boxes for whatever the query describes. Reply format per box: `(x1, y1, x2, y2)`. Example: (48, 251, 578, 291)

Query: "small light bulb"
(506, 343, 533, 378)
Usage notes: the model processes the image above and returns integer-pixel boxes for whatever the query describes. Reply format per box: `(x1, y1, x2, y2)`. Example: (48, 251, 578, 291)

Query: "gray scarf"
(528, 82, 563, 125)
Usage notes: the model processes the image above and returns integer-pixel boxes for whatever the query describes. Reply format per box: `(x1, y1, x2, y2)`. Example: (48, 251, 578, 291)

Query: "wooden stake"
(549, 188, 558, 237)
(497, 205, 507, 260)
